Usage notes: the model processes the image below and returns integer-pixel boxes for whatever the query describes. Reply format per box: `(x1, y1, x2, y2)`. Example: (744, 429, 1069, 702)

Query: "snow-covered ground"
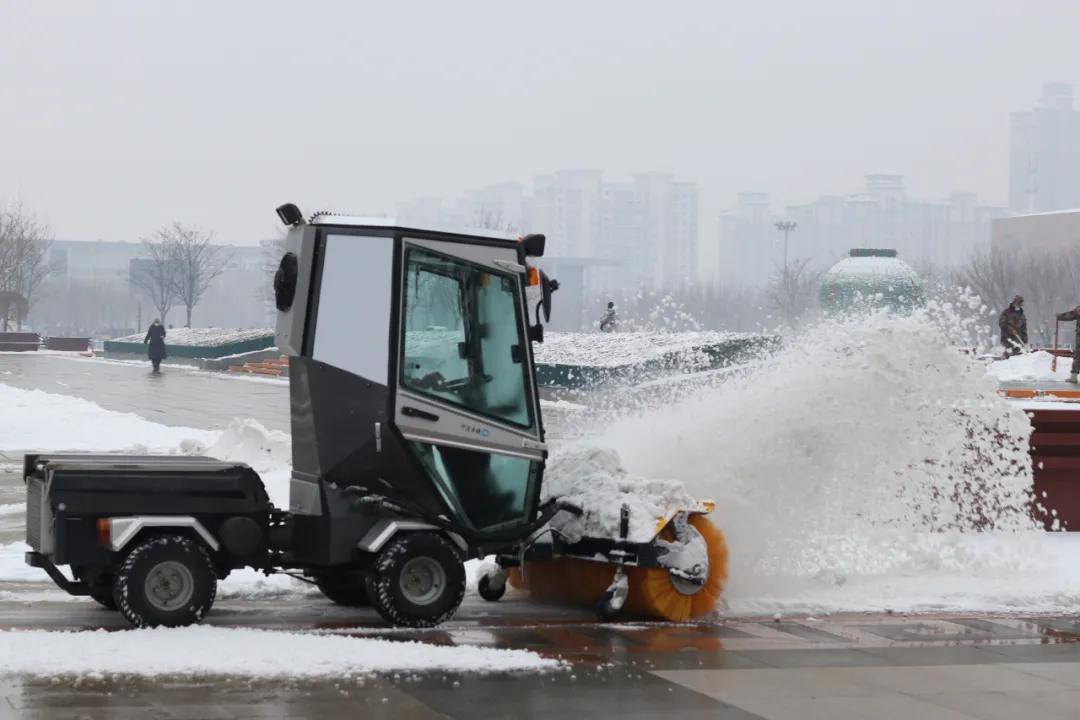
(0, 383, 215, 451)
(0, 626, 559, 679)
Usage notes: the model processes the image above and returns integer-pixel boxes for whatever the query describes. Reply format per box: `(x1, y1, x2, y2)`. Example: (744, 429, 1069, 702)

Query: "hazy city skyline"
(3, 1, 1080, 246)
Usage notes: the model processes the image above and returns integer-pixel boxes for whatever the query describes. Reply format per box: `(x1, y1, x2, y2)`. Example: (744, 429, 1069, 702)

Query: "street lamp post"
(774, 221, 798, 271)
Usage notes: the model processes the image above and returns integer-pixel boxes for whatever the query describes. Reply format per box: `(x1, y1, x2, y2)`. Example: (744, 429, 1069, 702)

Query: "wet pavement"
(0, 589, 1078, 719)
(0, 353, 289, 432)
(2, 353, 1080, 718)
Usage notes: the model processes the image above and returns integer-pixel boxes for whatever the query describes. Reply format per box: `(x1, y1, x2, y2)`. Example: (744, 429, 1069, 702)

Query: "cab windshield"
(400, 246, 533, 429)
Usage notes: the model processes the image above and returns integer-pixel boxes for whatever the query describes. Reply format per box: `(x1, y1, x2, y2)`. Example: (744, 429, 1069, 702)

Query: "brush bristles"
(509, 516, 729, 622)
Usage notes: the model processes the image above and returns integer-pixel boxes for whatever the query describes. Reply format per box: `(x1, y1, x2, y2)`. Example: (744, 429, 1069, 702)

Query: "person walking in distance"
(599, 301, 618, 332)
(998, 295, 1027, 357)
(1056, 305, 1080, 383)
(144, 318, 167, 374)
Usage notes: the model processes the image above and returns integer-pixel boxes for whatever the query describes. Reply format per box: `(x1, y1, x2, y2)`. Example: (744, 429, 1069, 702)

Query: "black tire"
(366, 533, 465, 628)
(316, 572, 372, 607)
(477, 573, 506, 602)
(113, 534, 217, 628)
(90, 585, 117, 611)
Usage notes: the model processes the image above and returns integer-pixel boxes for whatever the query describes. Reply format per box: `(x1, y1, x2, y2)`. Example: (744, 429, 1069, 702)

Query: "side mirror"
(540, 271, 555, 323)
(521, 234, 546, 257)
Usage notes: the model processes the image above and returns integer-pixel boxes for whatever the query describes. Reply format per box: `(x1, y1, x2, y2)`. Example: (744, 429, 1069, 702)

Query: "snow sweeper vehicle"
(22, 204, 727, 628)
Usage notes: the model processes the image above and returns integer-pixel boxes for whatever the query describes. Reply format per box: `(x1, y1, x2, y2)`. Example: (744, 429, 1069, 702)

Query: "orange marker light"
(96, 518, 111, 547)
(527, 266, 540, 287)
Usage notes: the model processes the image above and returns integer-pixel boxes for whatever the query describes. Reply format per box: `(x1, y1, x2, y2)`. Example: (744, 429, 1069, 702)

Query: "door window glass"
(401, 247, 533, 428)
(410, 442, 538, 530)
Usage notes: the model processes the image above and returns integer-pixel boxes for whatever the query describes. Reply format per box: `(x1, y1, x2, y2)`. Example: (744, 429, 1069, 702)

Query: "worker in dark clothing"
(599, 301, 618, 332)
(1056, 305, 1080, 383)
(144, 319, 167, 373)
(999, 295, 1028, 357)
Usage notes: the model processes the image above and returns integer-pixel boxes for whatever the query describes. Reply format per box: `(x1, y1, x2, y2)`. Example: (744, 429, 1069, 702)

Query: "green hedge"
(103, 335, 275, 359)
(536, 335, 779, 389)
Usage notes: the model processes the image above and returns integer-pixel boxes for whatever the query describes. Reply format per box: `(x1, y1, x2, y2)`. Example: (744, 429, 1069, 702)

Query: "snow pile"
(0, 627, 559, 678)
(988, 350, 1071, 383)
(543, 448, 704, 543)
(110, 328, 273, 347)
(591, 309, 1075, 615)
(0, 384, 215, 451)
(188, 418, 292, 504)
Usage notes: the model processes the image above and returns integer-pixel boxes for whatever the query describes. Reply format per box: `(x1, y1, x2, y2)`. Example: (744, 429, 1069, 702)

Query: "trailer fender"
(105, 516, 220, 553)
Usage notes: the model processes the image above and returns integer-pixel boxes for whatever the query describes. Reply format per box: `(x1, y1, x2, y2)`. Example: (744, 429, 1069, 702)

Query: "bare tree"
(1019, 248, 1068, 346)
(161, 223, 234, 327)
(954, 243, 1020, 313)
(765, 257, 822, 328)
(0, 202, 53, 330)
(472, 206, 518, 233)
(258, 230, 287, 308)
(130, 234, 178, 327)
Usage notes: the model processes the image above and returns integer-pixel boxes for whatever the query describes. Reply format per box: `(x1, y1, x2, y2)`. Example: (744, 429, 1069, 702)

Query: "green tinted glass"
(401, 248, 532, 428)
(410, 442, 537, 530)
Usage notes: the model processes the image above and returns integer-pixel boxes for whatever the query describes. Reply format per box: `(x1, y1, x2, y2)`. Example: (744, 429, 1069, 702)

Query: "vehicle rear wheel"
(90, 585, 117, 610)
(316, 572, 372, 607)
(114, 534, 217, 628)
(366, 533, 465, 628)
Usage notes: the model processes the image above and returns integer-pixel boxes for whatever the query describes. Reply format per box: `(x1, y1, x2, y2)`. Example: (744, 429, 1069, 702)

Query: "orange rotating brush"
(508, 515, 728, 622)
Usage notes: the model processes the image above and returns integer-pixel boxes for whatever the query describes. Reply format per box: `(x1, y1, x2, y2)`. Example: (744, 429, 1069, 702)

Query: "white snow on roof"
(1005, 207, 1080, 218)
(823, 254, 920, 283)
(0, 626, 559, 678)
(111, 327, 273, 347)
(534, 330, 759, 368)
(310, 214, 520, 241)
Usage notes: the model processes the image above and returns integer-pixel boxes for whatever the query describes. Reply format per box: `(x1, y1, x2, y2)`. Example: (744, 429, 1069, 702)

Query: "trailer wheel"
(113, 534, 217, 628)
(316, 572, 372, 607)
(366, 533, 465, 628)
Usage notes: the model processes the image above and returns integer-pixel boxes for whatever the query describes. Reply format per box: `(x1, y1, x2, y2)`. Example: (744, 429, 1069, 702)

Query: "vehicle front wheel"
(366, 533, 465, 628)
(114, 534, 217, 628)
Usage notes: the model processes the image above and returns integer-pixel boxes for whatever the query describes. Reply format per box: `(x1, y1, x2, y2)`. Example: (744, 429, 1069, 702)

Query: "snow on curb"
(0, 626, 561, 678)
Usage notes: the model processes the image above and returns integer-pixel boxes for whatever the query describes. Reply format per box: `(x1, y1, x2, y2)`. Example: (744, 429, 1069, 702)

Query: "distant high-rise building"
(397, 170, 701, 290)
(1009, 83, 1080, 212)
(707, 176, 1005, 286)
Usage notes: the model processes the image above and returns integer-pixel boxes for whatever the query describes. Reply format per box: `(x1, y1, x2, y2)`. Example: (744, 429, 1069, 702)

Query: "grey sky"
(2, 0, 1078, 245)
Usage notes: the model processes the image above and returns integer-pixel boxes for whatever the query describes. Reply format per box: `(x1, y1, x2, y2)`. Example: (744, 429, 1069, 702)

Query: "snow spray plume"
(581, 305, 1043, 612)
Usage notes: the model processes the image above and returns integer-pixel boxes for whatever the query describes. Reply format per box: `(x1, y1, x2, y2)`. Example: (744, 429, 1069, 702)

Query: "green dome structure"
(820, 248, 925, 315)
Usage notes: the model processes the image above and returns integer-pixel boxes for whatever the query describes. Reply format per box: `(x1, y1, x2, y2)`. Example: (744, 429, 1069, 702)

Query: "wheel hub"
(399, 557, 446, 606)
(144, 560, 195, 611)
